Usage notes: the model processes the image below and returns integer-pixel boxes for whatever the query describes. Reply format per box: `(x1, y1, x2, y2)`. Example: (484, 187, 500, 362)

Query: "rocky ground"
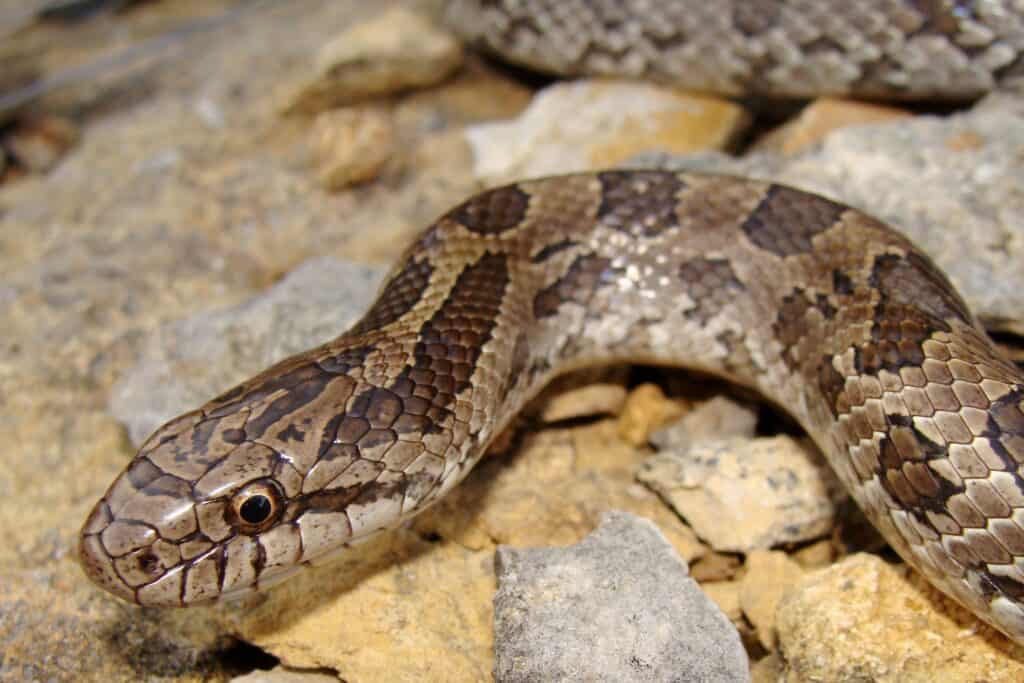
(4, 1, 1024, 681)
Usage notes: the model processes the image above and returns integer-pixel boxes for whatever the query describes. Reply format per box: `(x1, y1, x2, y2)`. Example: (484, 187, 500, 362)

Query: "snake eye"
(230, 479, 283, 533)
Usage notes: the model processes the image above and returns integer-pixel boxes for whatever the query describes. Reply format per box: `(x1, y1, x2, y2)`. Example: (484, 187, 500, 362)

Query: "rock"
(282, 7, 464, 114)
(312, 106, 395, 190)
(638, 436, 842, 552)
(1, 556, 229, 681)
(689, 552, 743, 583)
(636, 98, 1024, 329)
(617, 383, 687, 447)
(110, 257, 385, 445)
(232, 668, 338, 683)
(416, 418, 708, 564)
(465, 79, 750, 184)
(493, 511, 749, 683)
(650, 396, 759, 450)
(219, 531, 495, 681)
(790, 539, 835, 570)
(755, 97, 912, 155)
(231, 668, 338, 683)
(750, 654, 785, 683)
(702, 580, 744, 624)
(4, 114, 79, 173)
(776, 554, 1024, 683)
(536, 367, 629, 423)
(739, 550, 805, 650)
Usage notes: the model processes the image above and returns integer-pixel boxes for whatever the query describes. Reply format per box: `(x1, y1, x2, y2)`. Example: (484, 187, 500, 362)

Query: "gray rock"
(110, 256, 385, 444)
(633, 100, 1024, 329)
(493, 511, 749, 683)
(650, 396, 759, 451)
(638, 436, 841, 552)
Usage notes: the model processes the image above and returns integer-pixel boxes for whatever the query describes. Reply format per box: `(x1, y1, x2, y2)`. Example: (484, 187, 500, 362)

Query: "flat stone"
(776, 554, 1024, 683)
(650, 396, 759, 450)
(232, 668, 338, 683)
(702, 580, 743, 625)
(312, 106, 395, 190)
(617, 383, 687, 447)
(493, 511, 749, 683)
(536, 367, 629, 423)
(638, 436, 842, 552)
(754, 97, 912, 155)
(465, 79, 750, 184)
(739, 550, 805, 650)
(219, 532, 495, 682)
(282, 7, 463, 114)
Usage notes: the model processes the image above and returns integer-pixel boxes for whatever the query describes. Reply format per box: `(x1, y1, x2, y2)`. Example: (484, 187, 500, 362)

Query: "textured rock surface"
(493, 511, 749, 683)
(739, 550, 805, 651)
(650, 396, 759, 450)
(638, 436, 842, 552)
(755, 97, 912, 155)
(312, 107, 396, 189)
(776, 554, 1024, 682)
(282, 6, 464, 114)
(231, 668, 338, 683)
(465, 79, 750, 184)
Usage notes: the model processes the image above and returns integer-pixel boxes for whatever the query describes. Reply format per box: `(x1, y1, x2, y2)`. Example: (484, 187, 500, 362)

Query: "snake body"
(80, 171, 1024, 645)
(445, 0, 1024, 99)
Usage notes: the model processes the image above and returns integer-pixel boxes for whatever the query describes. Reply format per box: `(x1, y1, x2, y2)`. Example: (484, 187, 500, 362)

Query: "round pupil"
(239, 494, 272, 524)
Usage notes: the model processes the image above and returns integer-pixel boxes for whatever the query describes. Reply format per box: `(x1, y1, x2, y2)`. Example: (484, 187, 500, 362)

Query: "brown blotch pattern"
(596, 170, 684, 236)
(447, 185, 530, 235)
(677, 257, 745, 324)
(533, 253, 615, 319)
(869, 251, 972, 325)
(741, 184, 846, 257)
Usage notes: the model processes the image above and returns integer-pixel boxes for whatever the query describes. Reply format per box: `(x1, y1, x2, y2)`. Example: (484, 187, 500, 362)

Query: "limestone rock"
(416, 419, 708, 565)
(312, 107, 395, 189)
(739, 550, 805, 650)
(776, 554, 1024, 683)
(493, 511, 749, 683)
(638, 436, 842, 552)
(790, 540, 835, 570)
(702, 580, 744, 625)
(282, 7, 463, 114)
(110, 257, 385, 445)
(650, 396, 759, 450)
(465, 79, 750, 184)
(231, 668, 338, 683)
(219, 532, 494, 681)
(536, 367, 629, 423)
(755, 97, 912, 155)
(617, 383, 687, 447)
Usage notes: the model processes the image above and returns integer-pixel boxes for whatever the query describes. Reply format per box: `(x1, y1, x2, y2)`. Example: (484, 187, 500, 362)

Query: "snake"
(78, 0, 1024, 650)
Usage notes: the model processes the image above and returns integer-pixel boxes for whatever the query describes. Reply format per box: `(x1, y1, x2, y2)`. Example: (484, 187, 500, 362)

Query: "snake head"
(77, 354, 411, 606)
(78, 407, 305, 606)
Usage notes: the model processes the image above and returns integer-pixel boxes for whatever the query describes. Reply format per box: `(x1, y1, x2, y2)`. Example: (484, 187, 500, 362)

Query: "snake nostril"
(137, 552, 161, 576)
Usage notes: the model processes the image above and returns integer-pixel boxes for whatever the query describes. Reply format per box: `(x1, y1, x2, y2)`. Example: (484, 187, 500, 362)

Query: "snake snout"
(77, 457, 212, 606)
